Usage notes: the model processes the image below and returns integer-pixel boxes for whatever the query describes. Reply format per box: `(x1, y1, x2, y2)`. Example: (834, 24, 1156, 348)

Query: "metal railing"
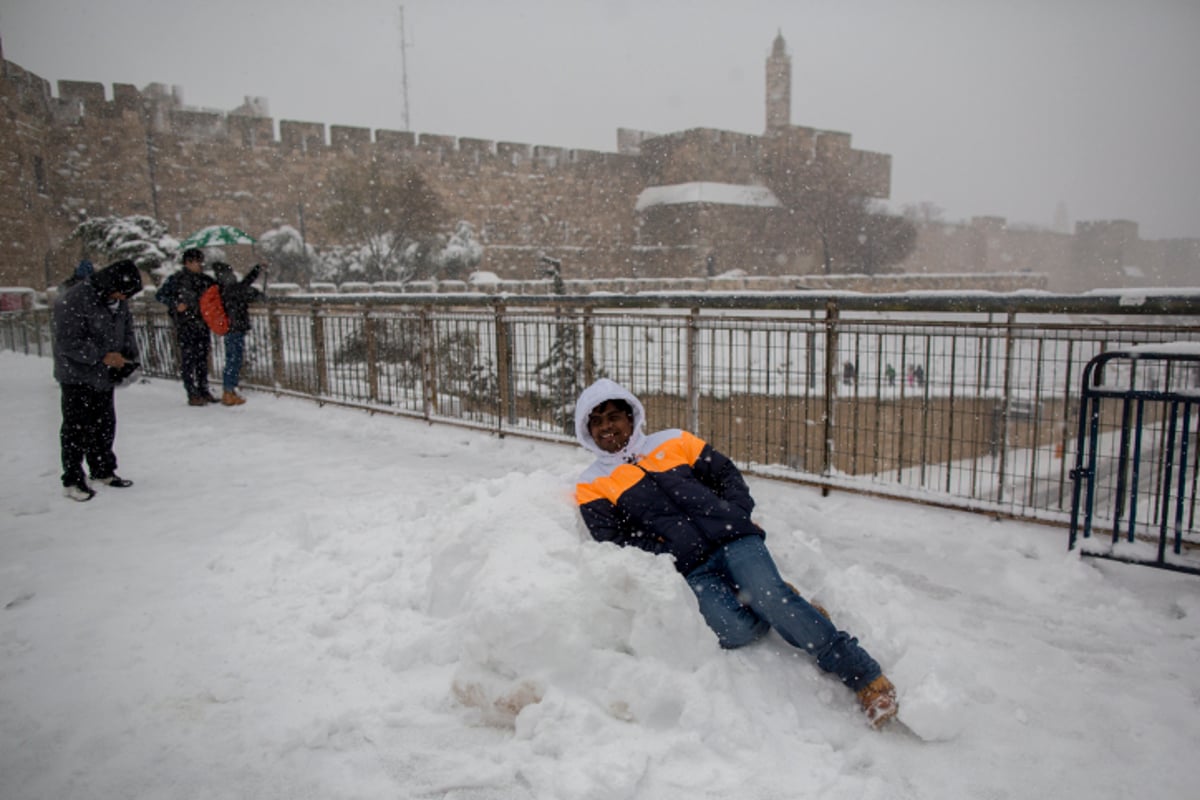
(8, 290, 1200, 533)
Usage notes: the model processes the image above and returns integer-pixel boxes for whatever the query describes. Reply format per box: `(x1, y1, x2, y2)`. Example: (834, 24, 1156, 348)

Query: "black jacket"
(52, 265, 140, 390)
(215, 265, 263, 333)
(576, 428, 763, 576)
(171, 268, 215, 329)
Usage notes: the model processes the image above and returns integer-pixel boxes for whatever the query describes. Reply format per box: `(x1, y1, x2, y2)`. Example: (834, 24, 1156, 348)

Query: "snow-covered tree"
(258, 225, 320, 285)
(324, 159, 443, 283)
(432, 221, 484, 280)
(71, 215, 177, 271)
(318, 221, 484, 287)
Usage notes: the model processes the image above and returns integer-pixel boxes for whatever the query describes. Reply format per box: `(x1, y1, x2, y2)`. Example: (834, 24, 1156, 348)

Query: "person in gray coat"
(52, 259, 143, 501)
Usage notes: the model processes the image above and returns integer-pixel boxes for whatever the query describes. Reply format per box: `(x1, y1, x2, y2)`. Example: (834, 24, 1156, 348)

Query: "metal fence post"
(997, 310, 1016, 504)
(822, 299, 839, 494)
(268, 304, 284, 391)
(582, 306, 595, 387)
(687, 307, 700, 434)
(420, 307, 435, 420)
(35, 308, 48, 356)
(494, 302, 514, 431)
(363, 306, 379, 403)
(311, 304, 327, 398)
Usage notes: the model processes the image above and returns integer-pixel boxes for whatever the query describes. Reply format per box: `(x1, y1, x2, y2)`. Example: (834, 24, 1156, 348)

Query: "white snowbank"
(1, 351, 1197, 799)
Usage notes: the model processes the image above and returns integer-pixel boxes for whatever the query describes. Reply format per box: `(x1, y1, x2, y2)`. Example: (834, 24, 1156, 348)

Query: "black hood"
(91, 260, 144, 298)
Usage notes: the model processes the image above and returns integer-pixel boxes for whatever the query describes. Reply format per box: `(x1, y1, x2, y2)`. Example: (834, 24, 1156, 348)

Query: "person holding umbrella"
(171, 248, 218, 405)
(169, 226, 259, 405)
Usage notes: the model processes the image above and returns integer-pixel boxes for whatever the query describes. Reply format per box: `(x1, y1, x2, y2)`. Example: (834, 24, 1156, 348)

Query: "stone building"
(1, 32, 1195, 292)
(0, 32, 892, 289)
(894, 214, 1200, 292)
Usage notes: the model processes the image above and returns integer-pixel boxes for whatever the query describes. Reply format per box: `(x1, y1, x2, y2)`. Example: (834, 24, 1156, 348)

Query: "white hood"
(574, 378, 647, 462)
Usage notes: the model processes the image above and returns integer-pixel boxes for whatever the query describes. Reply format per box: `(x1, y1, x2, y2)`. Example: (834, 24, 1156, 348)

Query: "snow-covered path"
(2, 351, 1197, 799)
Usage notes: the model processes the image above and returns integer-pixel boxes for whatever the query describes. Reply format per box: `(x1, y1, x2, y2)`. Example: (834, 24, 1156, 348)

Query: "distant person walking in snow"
(211, 261, 266, 406)
(52, 259, 143, 501)
(843, 361, 857, 386)
(170, 248, 218, 406)
(572, 378, 898, 728)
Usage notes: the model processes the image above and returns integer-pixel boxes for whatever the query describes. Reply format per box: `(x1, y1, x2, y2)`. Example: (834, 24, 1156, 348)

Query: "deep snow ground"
(1, 350, 1198, 800)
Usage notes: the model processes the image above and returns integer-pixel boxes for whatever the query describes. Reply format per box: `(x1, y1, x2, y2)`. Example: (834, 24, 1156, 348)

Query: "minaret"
(765, 30, 791, 132)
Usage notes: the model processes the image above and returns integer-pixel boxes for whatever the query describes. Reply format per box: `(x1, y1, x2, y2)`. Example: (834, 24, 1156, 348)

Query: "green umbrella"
(178, 225, 256, 250)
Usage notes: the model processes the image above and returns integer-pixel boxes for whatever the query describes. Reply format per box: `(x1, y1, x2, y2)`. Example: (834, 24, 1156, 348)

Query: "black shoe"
(92, 474, 134, 488)
(203, 392, 220, 404)
(64, 481, 96, 502)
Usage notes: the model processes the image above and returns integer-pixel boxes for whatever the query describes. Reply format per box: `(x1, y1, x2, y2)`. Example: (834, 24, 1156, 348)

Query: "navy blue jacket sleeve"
(690, 443, 755, 516)
(579, 495, 669, 557)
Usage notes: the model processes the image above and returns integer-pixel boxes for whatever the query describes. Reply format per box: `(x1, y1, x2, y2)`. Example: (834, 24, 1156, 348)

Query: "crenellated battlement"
(19, 71, 639, 172)
(8, 56, 882, 185)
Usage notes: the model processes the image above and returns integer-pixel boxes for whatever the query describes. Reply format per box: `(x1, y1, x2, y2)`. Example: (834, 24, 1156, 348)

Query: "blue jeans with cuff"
(685, 535, 881, 692)
(223, 330, 245, 391)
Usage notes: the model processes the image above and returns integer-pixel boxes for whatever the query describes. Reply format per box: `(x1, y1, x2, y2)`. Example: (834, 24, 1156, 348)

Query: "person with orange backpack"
(211, 262, 265, 406)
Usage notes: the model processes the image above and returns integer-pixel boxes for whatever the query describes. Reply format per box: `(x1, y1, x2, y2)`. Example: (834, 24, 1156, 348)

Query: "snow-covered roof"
(634, 182, 781, 211)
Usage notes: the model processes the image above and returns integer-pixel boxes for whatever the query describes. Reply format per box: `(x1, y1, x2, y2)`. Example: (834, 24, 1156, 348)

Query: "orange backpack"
(199, 284, 230, 335)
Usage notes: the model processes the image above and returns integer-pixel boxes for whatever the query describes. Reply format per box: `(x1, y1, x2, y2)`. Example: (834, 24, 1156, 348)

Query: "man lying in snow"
(572, 378, 897, 728)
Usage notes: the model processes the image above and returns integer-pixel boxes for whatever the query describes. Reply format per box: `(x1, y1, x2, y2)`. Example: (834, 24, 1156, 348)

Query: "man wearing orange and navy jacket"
(573, 378, 898, 728)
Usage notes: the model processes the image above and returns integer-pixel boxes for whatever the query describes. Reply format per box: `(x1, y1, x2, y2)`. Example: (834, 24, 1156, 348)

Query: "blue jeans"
(685, 535, 881, 692)
(223, 330, 245, 391)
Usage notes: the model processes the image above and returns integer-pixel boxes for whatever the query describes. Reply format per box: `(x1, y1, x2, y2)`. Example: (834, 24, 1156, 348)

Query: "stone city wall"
(2, 51, 1195, 294)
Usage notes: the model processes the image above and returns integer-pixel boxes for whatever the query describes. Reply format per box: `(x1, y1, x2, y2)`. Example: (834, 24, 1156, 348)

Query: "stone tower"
(765, 30, 791, 132)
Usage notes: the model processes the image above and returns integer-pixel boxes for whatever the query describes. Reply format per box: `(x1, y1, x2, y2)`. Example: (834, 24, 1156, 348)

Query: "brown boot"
(857, 675, 898, 729)
(221, 390, 246, 406)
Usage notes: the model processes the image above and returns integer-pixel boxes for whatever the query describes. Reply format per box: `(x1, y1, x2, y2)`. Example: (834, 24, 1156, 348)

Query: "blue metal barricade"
(1069, 347, 1200, 574)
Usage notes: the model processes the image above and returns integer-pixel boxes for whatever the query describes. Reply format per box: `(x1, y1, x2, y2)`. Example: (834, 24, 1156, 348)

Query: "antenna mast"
(398, 5, 412, 130)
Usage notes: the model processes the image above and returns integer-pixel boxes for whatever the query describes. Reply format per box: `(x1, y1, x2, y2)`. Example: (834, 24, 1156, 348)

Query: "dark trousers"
(60, 383, 117, 486)
(177, 322, 212, 398)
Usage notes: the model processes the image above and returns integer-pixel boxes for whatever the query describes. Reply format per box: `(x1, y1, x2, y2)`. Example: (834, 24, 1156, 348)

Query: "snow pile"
(1, 350, 1198, 799)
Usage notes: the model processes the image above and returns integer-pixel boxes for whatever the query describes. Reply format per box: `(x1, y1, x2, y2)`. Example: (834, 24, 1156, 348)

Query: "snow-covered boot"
(63, 480, 95, 502)
(857, 675, 898, 729)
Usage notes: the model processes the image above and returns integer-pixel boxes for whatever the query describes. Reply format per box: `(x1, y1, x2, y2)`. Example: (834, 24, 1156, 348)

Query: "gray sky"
(2, 0, 1198, 239)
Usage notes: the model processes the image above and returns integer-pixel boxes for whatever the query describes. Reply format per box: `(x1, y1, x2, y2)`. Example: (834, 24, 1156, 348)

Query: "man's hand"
(102, 352, 127, 368)
(176, 302, 187, 313)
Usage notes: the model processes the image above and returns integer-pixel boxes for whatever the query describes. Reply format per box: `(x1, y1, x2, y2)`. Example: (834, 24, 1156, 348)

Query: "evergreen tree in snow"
(531, 258, 591, 433)
(258, 225, 320, 286)
(432, 221, 484, 280)
(71, 215, 174, 271)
